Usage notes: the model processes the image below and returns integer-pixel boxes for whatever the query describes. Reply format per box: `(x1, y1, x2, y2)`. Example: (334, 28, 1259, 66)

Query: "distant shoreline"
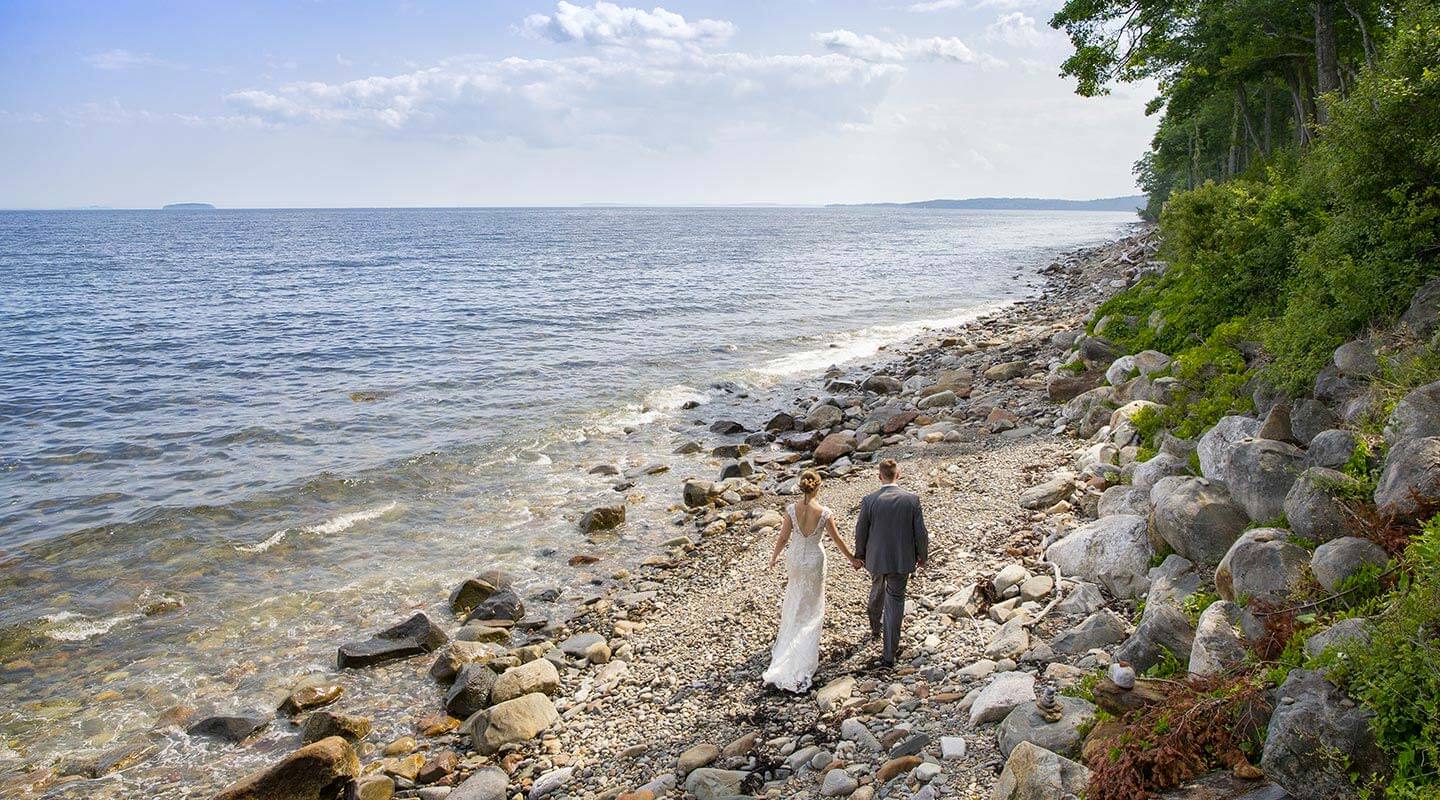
(829, 194, 1147, 212)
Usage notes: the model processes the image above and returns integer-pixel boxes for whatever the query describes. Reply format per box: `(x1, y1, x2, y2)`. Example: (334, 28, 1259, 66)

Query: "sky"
(0, 0, 1158, 208)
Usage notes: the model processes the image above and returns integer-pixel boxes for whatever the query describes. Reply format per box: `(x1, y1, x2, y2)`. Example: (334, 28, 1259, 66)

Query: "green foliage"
(1143, 646, 1185, 679)
(1180, 590, 1220, 624)
(1319, 518, 1440, 797)
(1064, 668, 1107, 703)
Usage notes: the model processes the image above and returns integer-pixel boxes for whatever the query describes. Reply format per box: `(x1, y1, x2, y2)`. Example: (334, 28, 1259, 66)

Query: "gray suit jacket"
(854, 484, 928, 574)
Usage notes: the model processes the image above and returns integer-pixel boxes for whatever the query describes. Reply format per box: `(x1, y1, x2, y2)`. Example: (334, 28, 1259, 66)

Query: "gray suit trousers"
(868, 572, 908, 663)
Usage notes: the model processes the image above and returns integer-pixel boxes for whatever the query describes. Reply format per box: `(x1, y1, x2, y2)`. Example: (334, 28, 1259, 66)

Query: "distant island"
(162, 203, 216, 210)
(829, 194, 1146, 212)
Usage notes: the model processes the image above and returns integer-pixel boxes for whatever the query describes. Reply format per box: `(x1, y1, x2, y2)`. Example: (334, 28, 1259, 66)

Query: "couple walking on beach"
(762, 458, 928, 693)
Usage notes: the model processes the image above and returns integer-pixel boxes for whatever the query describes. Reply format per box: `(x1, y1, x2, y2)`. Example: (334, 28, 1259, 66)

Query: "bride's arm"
(825, 516, 858, 562)
(768, 512, 792, 570)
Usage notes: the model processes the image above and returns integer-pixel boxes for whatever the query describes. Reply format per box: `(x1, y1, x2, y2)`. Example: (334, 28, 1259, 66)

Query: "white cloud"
(226, 50, 900, 147)
(522, 1, 734, 51)
(84, 49, 178, 70)
(909, 0, 1039, 11)
(986, 12, 1045, 47)
(813, 30, 981, 64)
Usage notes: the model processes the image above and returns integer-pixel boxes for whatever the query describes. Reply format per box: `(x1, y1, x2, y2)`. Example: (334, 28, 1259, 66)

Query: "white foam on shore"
(234, 502, 399, 553)
(750, 300, 1014, 384)
(43, 611, 142, 642)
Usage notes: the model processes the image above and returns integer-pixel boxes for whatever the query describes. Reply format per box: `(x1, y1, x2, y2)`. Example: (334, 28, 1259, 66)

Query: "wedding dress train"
(762, 504, 829, 692)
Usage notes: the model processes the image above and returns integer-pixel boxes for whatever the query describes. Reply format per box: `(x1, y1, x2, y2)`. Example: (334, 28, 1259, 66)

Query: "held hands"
(848, 556, 865, 571)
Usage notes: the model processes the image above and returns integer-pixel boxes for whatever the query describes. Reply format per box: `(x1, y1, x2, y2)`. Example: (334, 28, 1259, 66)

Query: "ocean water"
(0, 207, 1134, 794)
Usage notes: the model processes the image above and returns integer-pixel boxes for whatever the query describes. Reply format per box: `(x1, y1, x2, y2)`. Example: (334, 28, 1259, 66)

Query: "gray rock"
(338, 612, 449, 669)
(1261, 670, 1386, 799)
(718, 459, 753, 480)
(450, 767, 510, 800)
(1215, 528, 1310, 606)
(1310, 536, 1389, 593)
(1306, 429, 1361, 470)
(1065, 386, 1117, 438)
(805, 404, 843, 431)
(1374, 436, 1440, 520)
(1018, 472, 1077, 511)
(1385, 380, 1440, 446)
(996, 696, 1096, 758)
(985, 618, 1032, 661)
(918, 390, 958, 409)
(1131, 452, 1190, 493)
(863, 374, 903, 394)
(528, 767, 573, 800)
(1303, 617, 1373, 660)
(1044, 514, 1154, 599)
(558, 632, 605, 659)
(464, 588, 524, 623)
(993, 564, 1032, 596)
(1198, 416, 1260, 482)
(1053, 581, 1106, 616)
(1291, 400, 1340, 446)
(889, 732, 931, 758)
(1077, 335, 1123, 368)
(1115, 601, 1195, 672)
(820, 768, 859, 797)
(1285, 467, 1359, 543)
(1146, 554, 1201, 609)
(1050, 610, 1128, 654)
(1221, 438, 1305, 522)
(841, 717, 881, 752)
(969, 671, 1036, 726)
(1133, 350, 1172, 377)
(444, 664, 498, 719)
(990, 741, 1090, 800)
(937, 583, 981, 619)
(1188, 601, 1260, 677)
(1314, 364, 1362, 404)
(1149, 477, 1249, 565)
(1400, 276, 1440, 336)
(1333, 339, 1380, 379)
(465, 693, 558, 754)
(684, 768, 747, 800)
(1097, 485, 1150, 517)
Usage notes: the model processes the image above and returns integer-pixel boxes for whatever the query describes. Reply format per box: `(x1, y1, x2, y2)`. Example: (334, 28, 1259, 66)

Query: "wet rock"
(1149, 477, 1248, 565)
(301, 711, 372, 744)
(450, 766, 510, 800)
(1374, 436, 1440, 520)
(863, 374, 903, 394)
(430, 641, 506, 683)
(1285, 467, 1359, 543)
(709, 420, 748, 435)
(444, 664, 498, 719)
(448, 577, 498, 615)
(991, 741, 1090, 800)
(1215, 528, 1310, 606)
(683, 768, 746, 800)
(1262, 670, 1386, 799)
(997, 696, 1096, 758)
(1220, 438, 1305, 522)
(1050, 610, 1128, 654)
(465, 693, 558, 754)
(490, 657, 560, 704)
(1044, 514, 1154, 598)
(358, 776, 394, 800)
(1115, 602, 1195, 673)
(1310, 536, 1389, 593)
(1188, 601, 1260, 678)
(461, 588, 523, 625)
(765, 412, 796, 433)
(969, 671, 1036, 726)
(417, 751, 458, 785)
(579, 504, 626, 533)
(280, 679, 343, 715)
(1197, 416, 1260, 481)
(339, 613, 448, 669)
(187, 712, 269, 743)
(212, 736, 360, 800)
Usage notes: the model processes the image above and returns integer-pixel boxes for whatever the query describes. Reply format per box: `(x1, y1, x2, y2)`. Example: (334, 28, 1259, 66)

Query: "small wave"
(234, 502, 398, 553)
(641, 384, 709, 412)
(234, 529, 291, 554)
(42, 611, 141, 642)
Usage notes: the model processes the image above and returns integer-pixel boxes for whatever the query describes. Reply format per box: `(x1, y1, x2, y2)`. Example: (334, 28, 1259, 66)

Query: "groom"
(853, 458, 928, 668)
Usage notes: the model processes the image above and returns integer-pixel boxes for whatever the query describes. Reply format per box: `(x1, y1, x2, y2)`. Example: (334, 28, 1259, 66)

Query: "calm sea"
(0, 207, 1134, 794)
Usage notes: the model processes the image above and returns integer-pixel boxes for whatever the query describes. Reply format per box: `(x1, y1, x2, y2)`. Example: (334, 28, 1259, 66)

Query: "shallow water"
(0, 206, 1134, 795)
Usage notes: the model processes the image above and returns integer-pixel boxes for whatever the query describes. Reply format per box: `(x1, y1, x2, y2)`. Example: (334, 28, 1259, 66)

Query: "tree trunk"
(1314, 0, 1341, 124)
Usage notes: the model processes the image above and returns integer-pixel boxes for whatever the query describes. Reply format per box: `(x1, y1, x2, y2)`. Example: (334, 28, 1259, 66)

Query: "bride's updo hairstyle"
(798, 469, 823, 497)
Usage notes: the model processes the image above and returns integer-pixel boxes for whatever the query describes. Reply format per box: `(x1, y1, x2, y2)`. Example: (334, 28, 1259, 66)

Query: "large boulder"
(464, 587, 525, 623)
(1050, 610, 1129, 654)
(1065, 387, 1117, 438)
(1385, 380, 1440, 445)
(212, 737, 360, 800)
(1304, 617, 1373, 660)
(1098, 485, 1150, 517)
(990, 741, 1090, 800)
(996, 696, 1096, 758)
(1220, 438, 1305, 522)
(969, 671, 1036, 726)
(812, 432, 856, 465)
(1285, 467, 1359, 542)
(1215, 529, 1310, 606)
(1399, 276, 1440, 336)
(1019, 471, 1077, 511)
(1333, 339, 1380, 379)
(1261, 670, 1387, 799)
(804, 403, 843, 431)
(1306, 429, 1361, 470)
(448, 577, 499, 615)
(1115, 602, 1195, 672)
(1077, 335, 1123, 368)
(1310, 536, 1389, 593)
(465, 693, 558, 754)
(1373, 436, 1440, 520)
(1291, 399, 1340, 446)
(1047, 369, 1102, 403)
(1145, 554, 1203, 608)
(490, 658, 561, 704)
(338, 613, 448, 669)
(1188, 601, 1261, 677)
(1044, 515, 1154, 599)
(1197, 416, 1260, 481)
(1149, 477, 1249, 565)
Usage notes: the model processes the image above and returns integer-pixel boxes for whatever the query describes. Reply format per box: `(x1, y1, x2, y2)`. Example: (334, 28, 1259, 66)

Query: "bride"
(762, 470, 862, 693)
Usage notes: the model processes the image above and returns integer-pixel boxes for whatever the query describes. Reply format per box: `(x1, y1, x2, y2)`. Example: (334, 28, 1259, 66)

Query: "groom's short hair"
(878, 458, 898, 481)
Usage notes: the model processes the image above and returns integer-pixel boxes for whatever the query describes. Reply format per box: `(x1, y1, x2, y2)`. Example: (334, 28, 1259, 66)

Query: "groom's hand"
(849, 557, 864, 571)
(916, 559, 928, 573)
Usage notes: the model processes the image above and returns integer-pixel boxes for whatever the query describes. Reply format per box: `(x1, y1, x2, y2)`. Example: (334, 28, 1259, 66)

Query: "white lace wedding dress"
(762, 504, 829, 693)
